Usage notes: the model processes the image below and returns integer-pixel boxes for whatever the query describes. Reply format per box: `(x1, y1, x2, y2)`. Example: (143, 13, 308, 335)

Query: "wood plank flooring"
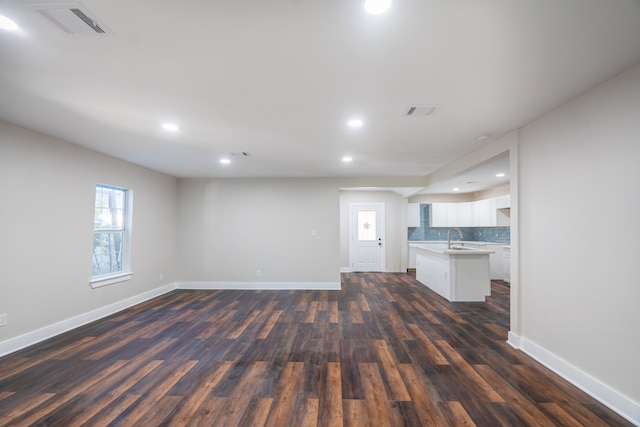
(0, 273, 632, 426)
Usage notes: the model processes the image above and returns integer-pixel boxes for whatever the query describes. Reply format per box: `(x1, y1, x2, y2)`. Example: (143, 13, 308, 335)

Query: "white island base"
(412, 244, 493, 302)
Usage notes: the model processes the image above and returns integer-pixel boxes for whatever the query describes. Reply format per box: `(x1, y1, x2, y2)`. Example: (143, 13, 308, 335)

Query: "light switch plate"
(0, 313, 7, 327)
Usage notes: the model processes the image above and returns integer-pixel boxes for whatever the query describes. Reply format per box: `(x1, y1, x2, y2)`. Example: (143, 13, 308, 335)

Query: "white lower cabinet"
(408, 245, 417, 269)
(463, 243, 504, 280)
(503, 247, 511, 283)
(415, 247, 492, 302)
(416, 253, 452, 301)
(411, 242, 506, 279)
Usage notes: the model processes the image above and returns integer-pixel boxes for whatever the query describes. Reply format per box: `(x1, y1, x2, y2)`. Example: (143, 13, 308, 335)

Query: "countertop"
(409, 240, 508, 246)
(410, 243, 495, 255)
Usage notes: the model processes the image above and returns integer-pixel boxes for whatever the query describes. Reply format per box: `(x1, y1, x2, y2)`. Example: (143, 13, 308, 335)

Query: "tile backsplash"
(408, 204, 510, 243)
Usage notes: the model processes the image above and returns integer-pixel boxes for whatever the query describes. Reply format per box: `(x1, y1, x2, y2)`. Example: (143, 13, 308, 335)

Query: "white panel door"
(350, 203, 385, 272)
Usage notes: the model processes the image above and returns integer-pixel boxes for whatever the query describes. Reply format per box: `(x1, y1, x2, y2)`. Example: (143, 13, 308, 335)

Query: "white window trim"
(90, 272, 134, 289)
(91, 185, 134, 287)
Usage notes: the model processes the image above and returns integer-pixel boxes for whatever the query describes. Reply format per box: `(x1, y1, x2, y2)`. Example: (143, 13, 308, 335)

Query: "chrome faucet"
(447, 228, 463, 249)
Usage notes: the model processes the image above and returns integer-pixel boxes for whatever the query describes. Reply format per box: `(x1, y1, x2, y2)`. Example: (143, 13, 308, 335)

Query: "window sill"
(90, 272, 133, 289)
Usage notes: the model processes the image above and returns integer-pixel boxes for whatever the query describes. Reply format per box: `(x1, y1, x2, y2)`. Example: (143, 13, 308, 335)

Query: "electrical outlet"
(311, 229, 317, 237)
(0, 313, 7, 327)
(256, 269, 261, 277)
(159, 273, 164, 282)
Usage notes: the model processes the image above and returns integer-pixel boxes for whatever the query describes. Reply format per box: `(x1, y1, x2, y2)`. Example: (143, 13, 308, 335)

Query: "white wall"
(518, 64, 640, 406)
(339, 190, 405, 272)
(0, 121, 179, 345)
(177, 178, 341, 285)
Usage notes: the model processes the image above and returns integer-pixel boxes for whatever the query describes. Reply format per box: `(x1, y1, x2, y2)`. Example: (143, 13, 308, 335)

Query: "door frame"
(349, 202, 386, 272)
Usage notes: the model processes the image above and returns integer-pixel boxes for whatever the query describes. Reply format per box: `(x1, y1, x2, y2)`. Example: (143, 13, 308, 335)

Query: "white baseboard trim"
(0, 283, 176, 358)
(508, 331, 639, 426)
(340, 267, 352, 273)
(177, 281, 341, 291)
(507, 331, 522, 349)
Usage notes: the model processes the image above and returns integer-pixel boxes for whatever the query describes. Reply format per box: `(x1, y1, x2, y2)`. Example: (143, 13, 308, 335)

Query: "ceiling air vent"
(405, 105, 439, 117)
(32, 3, 109, 35)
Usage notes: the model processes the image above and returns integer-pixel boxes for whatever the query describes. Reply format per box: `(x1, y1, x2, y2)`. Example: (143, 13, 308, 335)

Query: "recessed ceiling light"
(342, 156, 353, 163)
(0, 13, 19, 31)
(453, 187, 460, 192)
(220, 158, 231, 165)
(496, 173, 505, 177)
(347, 119, 363, 128)
(364, 0, 391, 15)
(162, 123, 179, 132)
(476, 134, 491, 142)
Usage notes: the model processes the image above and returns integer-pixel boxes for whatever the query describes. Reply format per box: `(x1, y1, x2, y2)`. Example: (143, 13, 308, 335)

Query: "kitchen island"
(411, 243, 494, 302)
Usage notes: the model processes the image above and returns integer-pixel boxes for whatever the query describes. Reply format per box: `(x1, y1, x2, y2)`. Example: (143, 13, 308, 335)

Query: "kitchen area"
(407, 195, 511, 302)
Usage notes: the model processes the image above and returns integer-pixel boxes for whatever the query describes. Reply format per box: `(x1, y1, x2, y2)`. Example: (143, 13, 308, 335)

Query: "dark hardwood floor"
(0, 273, 632, 426)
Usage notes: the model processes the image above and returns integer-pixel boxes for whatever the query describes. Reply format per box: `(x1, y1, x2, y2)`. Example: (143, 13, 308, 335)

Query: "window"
(91, 184, 132, 287)
(357, 210, 377, 241)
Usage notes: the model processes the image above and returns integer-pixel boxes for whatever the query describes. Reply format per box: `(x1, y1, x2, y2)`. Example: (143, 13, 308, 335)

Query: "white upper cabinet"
(472, 198, 496, 226)
(495, 195, 511, 209)
(446, 203, 458, 226)
(431, 203, 448, 227)
(457, 202, 473, 227)
(430, 195, 509, 227)
(407, 203, 421, 227)
(495, 195, 511, 226)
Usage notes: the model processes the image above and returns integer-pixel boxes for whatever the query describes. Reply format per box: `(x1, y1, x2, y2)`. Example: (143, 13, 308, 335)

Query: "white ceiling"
(1, 0, 640, 185)
(421, 151, 510, 195)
